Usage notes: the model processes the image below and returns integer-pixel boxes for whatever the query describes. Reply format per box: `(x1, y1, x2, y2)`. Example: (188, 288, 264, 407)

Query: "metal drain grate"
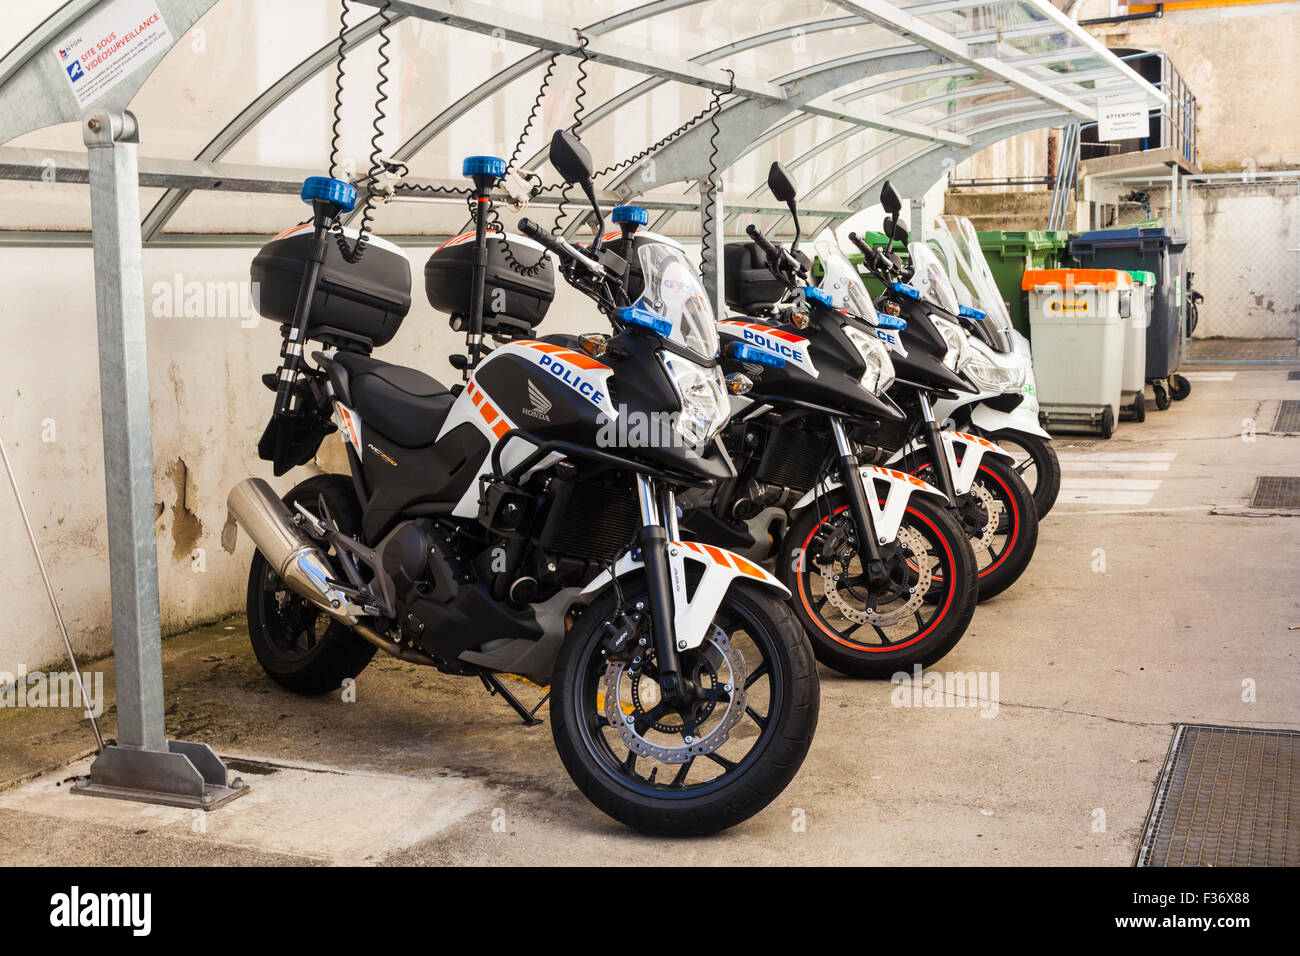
(1288, 371, 1300, 381)
(1250, 476, 1300, 509)
(1136, 724, 1300, 867)
(1273, 400, 1300, 432)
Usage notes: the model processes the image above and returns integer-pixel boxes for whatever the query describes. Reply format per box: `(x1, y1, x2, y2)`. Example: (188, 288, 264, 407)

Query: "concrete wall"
(950, 128, 1058, 195)
(0, 240, 603, 674)
(1183, 179, 1300, 339)
(1076, 0, 1300, 173)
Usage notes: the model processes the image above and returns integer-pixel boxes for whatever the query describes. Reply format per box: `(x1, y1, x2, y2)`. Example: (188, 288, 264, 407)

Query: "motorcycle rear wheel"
(246, 474, 377, 696)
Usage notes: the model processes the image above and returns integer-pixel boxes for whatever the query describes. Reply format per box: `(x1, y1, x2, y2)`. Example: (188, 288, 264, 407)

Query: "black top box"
(251, 224, 412, 351)
(425, 231, 555, 338)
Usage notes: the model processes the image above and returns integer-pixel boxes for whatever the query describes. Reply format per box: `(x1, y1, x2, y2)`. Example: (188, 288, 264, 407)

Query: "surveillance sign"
(52, 0, 173, 109)
(1097, 91, 1149, 142)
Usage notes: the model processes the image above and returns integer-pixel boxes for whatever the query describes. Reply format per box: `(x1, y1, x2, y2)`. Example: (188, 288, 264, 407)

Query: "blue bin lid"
(1070, 227, 1185, 255)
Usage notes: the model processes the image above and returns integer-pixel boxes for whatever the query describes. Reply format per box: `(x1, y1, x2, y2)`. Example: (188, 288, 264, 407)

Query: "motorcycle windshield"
(908, 240, 961, 315)
(814, 238, 879, 322)
(632, 241, 719, 360)
(934, 215, 1015, 352)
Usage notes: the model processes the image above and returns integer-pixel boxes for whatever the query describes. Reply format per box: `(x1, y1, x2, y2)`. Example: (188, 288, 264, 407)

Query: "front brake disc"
(816, 524, 931, 626)
(964, 481, 1002, 554)
(602, 626, 747, 765)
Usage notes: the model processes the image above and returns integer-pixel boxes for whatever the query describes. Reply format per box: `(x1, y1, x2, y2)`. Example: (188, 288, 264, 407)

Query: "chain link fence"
(1181, 175, 1300, 363)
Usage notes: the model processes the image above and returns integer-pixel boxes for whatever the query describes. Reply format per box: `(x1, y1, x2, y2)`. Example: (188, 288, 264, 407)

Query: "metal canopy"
(0, 0, 1164, 242)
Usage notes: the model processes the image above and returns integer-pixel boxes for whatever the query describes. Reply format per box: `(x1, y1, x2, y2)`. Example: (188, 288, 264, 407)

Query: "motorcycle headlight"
(841, 325, 896, 395)
(932, 315, 968, 371)
(964, 340, 1027, 393)
(658, 352, 731, 448)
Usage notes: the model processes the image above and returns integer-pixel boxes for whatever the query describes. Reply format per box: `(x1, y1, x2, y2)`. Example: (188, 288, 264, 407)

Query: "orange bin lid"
(1021, 268, 1133, 291)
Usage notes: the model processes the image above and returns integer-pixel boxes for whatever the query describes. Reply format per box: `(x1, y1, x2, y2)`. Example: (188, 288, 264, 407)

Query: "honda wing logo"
(521, 379, 553, 421)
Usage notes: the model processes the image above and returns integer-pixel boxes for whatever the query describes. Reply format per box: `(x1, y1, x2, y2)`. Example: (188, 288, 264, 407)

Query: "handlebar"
(848, 230, 912, 283)
(848, 231, 889, 275)
(519, 217, 603, 275)
(746, 223, 807, 285)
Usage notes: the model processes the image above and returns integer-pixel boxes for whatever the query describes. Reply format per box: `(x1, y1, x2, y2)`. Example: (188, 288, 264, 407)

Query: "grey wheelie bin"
(1068, 228, 1190, 408)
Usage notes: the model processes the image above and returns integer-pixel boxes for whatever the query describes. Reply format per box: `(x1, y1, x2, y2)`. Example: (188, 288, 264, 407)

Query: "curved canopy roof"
(0, 0, 1163, 242)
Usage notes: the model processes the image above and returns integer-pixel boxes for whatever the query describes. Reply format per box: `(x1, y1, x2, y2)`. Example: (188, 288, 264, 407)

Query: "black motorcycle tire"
(780, 490, 978, 677)
(246, 474, 377, 696)
(985, 428, 1061, 519)
(551, 581, 818, 836)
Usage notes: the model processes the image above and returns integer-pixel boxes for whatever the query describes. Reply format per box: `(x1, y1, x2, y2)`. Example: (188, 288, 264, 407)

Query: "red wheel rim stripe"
(795, 503, 956, 653)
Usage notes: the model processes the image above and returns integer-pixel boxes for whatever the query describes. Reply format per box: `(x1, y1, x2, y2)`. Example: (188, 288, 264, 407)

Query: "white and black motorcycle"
(229, 132, 819, 836)
(922, 216, 1059, 517)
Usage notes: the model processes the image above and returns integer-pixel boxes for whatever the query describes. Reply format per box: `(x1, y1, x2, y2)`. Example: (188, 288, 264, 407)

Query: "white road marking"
(1179, 372, 1237, 381)
(1051, 505, 1211, 516)
(1054, 460, 1174, 472)
(1057, 489, 1156, 505)
(1055, 452, 1177, 506)
(1060, 478, 1162, 491)
(1056, 452, 1177, 462)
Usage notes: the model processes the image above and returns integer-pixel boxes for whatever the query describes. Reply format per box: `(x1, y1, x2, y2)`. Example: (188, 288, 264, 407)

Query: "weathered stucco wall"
(1183, 179, 1300, 339)
(0, 241, 600, 674)
(1077, 0, 1300, 172)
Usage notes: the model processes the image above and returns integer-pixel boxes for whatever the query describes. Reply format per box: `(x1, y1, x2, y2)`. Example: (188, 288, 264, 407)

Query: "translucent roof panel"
(0, 0, 1165, 238)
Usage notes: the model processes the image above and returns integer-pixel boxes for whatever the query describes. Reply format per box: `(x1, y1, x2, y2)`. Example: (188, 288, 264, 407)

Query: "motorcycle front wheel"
(779, 490, 979, 678)
(983, 429, 1061, 518)
(906, 454, 1039, 601)
(551, 581, 818, 836)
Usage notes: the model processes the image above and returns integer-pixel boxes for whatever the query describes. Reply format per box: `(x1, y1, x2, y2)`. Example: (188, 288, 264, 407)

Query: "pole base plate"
(70, 739, 249, 811)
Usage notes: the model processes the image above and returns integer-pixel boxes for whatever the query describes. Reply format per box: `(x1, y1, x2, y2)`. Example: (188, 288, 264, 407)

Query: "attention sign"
(1097, 91, 1148, 142)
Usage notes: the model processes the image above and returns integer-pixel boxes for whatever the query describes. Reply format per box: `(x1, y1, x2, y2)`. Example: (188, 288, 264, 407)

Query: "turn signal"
(579, 332, 609, 357)
(882, 300, 902, 317)
(726, 373, 754, 395)
(790, 311, 810, 330)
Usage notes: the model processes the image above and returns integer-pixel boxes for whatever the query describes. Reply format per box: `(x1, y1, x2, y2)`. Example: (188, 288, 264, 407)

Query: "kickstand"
(479, 674, 548, 726)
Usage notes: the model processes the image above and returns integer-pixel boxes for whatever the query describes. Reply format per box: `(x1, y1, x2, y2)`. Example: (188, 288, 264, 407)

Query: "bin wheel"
(1132, 393, 1146, 423)
(1099, 406, 1116, 438)
(1152, 380, 1171, 410)
(1169, 373, 1191, 401)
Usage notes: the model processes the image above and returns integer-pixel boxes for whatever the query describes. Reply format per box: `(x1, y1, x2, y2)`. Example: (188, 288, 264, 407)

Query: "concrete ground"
(1, 366, 1297, 865)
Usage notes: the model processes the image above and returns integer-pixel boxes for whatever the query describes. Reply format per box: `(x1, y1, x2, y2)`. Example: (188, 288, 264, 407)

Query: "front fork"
(829, 418, 887, 582)
(916, 391, 959, 505)
(634, 474, 687, 702)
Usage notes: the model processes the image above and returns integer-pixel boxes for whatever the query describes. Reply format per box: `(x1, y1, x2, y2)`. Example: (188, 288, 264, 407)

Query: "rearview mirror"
(883, 217, 909, 246)
(767, 161, 802, 251)
(549, 129, 594, 185)
(880, 181, 902, 216)
(767, 162, 798, 203)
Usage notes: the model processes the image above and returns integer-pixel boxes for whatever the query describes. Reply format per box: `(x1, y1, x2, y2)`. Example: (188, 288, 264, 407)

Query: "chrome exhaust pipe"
(227, 477, 361, 625)
(228, 478, 442, 669)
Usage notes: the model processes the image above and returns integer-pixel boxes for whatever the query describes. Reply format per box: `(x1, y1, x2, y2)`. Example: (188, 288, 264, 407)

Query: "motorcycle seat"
(331, 352, 455, 448)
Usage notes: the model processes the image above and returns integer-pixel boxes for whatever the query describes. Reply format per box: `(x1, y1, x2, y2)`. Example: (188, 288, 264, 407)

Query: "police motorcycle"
(226, 131, 820, 836)
(920, 215, 1059, 517)
(665, 163, 979, 679)
(848, 183, 1038, 601)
